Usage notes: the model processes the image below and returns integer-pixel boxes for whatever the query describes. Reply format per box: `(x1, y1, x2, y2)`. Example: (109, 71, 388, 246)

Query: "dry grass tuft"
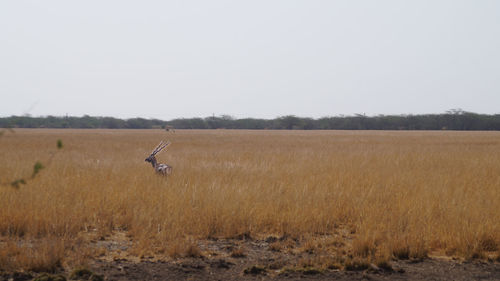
(165, 238, 203, 259)
(0, 238, 65, 272)
(268, 242, 282, 252)
(184, 242, 203, 258)
(230, 247, 246, 258)
(344, 257, 370, 271)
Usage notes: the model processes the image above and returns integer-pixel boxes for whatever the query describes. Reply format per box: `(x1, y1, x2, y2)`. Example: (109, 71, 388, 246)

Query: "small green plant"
(3, 138, 63, 189)
(10, 178, 26, 188)
(32, 161, 45, 178)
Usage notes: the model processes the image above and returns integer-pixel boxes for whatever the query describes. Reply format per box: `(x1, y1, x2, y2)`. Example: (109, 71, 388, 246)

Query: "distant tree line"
(1, 110, 500, 130)
(0, 115, 164, 129)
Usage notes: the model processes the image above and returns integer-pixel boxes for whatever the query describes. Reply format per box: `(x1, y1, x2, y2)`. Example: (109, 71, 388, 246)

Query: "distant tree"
(275, 115, 303, 130)
(126, 118, 152, 129)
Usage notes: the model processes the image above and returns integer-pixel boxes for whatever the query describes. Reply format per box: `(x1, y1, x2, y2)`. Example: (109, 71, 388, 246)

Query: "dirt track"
(86, 235, 500, 281)
(93, 258, 500, 281)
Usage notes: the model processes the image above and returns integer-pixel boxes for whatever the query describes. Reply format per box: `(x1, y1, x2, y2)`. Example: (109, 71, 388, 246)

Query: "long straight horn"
(151, 140, 165, 155)
(152, 140, 171, 156)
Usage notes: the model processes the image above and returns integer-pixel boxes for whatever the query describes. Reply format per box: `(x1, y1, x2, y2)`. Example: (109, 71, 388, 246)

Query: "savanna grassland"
(1, 129, 499, 278)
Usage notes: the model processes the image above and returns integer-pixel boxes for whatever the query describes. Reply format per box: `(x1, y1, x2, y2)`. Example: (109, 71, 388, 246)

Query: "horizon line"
(2, 109, 500, 121)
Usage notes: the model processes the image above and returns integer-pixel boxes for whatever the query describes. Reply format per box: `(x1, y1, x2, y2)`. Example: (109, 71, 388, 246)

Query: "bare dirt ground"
(87, 235, 500, 281)
(92, 258, 500, 281)
(91, 238, 500, 281)
(3, 259, 500, 281)
(86, 232, 500, 281)
(1, 235, 500, 281)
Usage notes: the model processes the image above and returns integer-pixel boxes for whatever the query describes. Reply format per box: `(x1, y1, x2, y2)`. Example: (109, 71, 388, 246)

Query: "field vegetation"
(1, 129, 499, 272)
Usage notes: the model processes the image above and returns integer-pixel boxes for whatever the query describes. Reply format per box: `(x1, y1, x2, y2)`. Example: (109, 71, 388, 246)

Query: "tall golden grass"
(1, 129, 499, 270)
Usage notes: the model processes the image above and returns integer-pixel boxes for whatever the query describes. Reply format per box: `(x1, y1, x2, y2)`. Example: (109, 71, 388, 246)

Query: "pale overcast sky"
(1, 1, 499, 120)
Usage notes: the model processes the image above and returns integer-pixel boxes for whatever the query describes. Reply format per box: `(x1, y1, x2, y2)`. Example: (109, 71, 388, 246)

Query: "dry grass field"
(1, 129, 499, 275)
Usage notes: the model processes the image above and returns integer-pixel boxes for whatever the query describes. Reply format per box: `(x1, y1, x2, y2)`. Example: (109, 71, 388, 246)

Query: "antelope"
(164, 125, 175, 133)
(145, 140, 173, 175)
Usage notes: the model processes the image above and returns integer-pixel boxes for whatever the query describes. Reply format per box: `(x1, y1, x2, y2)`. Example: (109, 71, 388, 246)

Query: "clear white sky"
(1, 1, 499, 120)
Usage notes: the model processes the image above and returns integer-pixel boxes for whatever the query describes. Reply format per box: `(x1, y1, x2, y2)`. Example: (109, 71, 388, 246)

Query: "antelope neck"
(150, 156, 157, 168)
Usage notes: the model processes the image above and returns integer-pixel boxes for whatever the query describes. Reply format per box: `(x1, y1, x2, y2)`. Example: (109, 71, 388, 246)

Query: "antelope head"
(145, 140, 171, 166)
